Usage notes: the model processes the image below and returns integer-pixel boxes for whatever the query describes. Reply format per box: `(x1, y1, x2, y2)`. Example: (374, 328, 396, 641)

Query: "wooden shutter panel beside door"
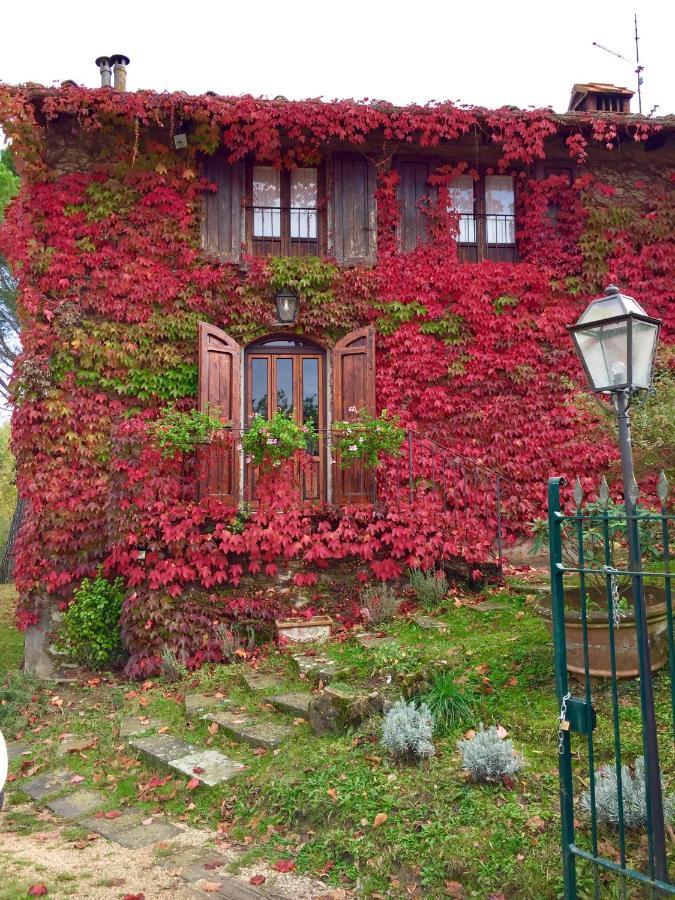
(332, 326, 376, 505)
(331, 154, 377, 265)
(198, 323, 241, 505)
(201, 155, 244, 263)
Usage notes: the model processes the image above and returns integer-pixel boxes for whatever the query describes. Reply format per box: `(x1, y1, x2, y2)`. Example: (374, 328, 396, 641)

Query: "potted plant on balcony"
(332, 407, 405, 468)
(242, 410, 315, 470)
(531, 496, 668, 679)
(151, 406, 230, 457)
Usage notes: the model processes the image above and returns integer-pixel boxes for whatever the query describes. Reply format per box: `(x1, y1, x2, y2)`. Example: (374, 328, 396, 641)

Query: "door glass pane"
(250, 358, 268, 418)
(276, 358, 293, 416)
(253, 166, 281, 238)
(485, 175, 515, 244)
(448, 175, 476, 243)
(302, 358, 319, 452)
(290, 169, 318, 239)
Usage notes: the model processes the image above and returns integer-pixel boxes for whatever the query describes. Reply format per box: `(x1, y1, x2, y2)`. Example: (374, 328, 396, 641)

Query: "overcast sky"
(1, 0, 673, 116)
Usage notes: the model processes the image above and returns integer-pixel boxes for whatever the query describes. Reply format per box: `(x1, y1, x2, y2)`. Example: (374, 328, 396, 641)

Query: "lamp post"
(568, 284, 667, 880)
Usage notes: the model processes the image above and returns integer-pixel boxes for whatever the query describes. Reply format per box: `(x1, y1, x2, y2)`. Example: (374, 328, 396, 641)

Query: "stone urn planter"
(536, 585, 670, 679)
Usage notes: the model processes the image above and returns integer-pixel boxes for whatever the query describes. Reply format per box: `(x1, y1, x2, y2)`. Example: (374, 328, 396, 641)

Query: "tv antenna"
(592, 13, 644, 114)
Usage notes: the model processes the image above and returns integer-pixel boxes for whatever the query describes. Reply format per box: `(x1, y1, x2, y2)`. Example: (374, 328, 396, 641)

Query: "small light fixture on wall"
(275, 287, 298, 325)
(136, 543, 149, 562)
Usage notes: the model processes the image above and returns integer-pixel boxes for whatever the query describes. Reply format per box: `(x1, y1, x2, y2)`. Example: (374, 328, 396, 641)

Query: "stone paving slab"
(22, 770, 73, 801)
(413, 616, 449, 631)
(170, 749, 245, 786)
(471, 600, 507, 612)
(292, 654, 340, 683)
(242, 672, 284, 694)
(355, 632, 397, 648)
(185, 693, 231, 716)
(57, 735, 97, 755)
(129, 733, 197, 765)
(119, 715, 165, 738)
(46, 789, 105, 820)
(206, 711, 293, 750)
(6, 741, 30, 763)
(79, 807, 183, 849)
(268, 691, 312, 719)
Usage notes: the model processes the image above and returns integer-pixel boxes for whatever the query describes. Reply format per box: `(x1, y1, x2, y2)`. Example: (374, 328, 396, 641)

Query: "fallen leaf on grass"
(27, 885, 48, 896)
(273, 859, 296, 872)
(372, 812, 388, 828)
(526, 815, 547, 833)
(200, 883, 222, 892)
(249, 875, 266, 886)
(157, 726, 169, 734)
(495, 725, 509, 739)
(208, 722, 219, 735)
(95, 810, 122, 820)
(326, 788, 338, 802)
(186, 777, 201, 790)
(444, 882, 465, 898)
(69, 775, 86, 785)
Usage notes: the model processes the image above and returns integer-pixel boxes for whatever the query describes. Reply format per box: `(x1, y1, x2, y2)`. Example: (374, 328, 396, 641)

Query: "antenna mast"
(592, 14, 644, 114)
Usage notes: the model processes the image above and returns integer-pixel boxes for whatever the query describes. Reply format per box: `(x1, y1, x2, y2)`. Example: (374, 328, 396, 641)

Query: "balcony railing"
(247, 206, 320, 257)
(453, 213, 516, 262)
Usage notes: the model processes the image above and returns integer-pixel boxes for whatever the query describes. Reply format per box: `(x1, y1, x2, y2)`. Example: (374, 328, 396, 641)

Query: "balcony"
(455, 213, 517, 263)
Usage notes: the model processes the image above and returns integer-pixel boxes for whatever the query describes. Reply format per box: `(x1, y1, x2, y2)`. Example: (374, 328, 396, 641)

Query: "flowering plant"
(242, 410, 315, 467)
(151, 406, 229, 458)
(332, 408, 405, 468)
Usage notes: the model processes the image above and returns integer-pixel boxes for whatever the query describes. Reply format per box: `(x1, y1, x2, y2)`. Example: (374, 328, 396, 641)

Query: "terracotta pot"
(536, 585, 670, 679)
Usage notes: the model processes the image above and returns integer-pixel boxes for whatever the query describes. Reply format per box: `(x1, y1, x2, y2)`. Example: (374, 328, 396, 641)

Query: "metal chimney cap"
(95, 56, 112, 67)
(110, 54, 130, 66)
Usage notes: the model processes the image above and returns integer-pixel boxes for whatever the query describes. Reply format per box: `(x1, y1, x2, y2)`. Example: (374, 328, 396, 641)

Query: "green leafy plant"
(409, 568, 448, 610)
(332, 408, 404, 468)
(381, 699, 435, 761)
(243, 410, 314, 467)
(57, 571, 126, 668)
(360, 583, 399, 625)
(417, 671, 475, 735)
(151, 406, 229, 457)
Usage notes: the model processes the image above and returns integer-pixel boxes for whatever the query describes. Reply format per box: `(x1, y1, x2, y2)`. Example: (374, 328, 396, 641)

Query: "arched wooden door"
(244, 335, 326, 502)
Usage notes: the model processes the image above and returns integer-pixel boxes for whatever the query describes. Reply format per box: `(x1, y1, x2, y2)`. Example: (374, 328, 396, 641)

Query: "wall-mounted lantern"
(275, 287, 298, 325)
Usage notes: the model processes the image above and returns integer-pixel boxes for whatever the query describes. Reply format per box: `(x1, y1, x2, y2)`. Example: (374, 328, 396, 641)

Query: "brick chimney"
(568, 83, 633, 113)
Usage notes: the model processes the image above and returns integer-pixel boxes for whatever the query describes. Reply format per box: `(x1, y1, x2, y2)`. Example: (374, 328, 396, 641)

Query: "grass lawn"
(0, 583, 22, 674)
(1, 578, 673, 898)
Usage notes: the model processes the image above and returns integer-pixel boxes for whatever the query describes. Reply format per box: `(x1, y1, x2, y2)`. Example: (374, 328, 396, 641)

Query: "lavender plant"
(381, 699, 435, 762)
(457, 724, 524, 782)
(581, 757, 675, 829)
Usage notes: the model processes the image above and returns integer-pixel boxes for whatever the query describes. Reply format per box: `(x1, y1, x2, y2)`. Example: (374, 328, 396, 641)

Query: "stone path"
(292, 653, 341, 683)
(129, 733, 245, 786)
(205, 710, 293, 750)
(267, 691, 312, 719)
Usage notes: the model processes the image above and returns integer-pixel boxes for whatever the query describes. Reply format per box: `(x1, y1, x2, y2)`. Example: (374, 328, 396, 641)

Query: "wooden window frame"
(245, 161, 327, 257)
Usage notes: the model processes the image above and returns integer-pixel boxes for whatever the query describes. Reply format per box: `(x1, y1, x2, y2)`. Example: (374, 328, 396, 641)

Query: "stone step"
(129, 733, 245, 786)
(292, 653, 341, 684)
(79, 806, 184, 849)
(46, 789, 105, 820)
(22, 770, 75, 801)
(119, 715, 165, 738)
(185, 693, 231, 717)
(242, 671, 285, 694)
(157, 849, 286, 898)
(206, 710, 293, 750)
(267, 691, 312, 719)
(355, 632, 397, 649)
(413, 616, 449, 631)
(6, 741, 30, 763)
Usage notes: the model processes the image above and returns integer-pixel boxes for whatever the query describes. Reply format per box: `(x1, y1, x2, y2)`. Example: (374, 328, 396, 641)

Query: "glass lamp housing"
(568, 285, 661, 393)
(275, 288, 298, 324)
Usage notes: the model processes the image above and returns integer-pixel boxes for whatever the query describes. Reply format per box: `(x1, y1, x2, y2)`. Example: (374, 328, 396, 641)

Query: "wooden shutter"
(331, 153, 377, 265)
(201, 155, 243, 262)
(332, 326, 376, 505)
(198, 323, 241, 505)
(397, 160, 436, 251)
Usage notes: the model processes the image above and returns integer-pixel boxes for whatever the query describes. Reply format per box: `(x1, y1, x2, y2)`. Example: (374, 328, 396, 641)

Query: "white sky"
(1, 0, 673, 116)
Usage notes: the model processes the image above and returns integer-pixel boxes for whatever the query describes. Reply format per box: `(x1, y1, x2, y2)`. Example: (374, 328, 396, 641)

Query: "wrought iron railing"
(455, 212, 516, 247)
(247, 206, 319, 256)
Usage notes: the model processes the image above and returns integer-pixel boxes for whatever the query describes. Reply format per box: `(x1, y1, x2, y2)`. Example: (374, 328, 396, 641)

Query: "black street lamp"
(274, 287, 298, 325)
(568, 283, 667, 880)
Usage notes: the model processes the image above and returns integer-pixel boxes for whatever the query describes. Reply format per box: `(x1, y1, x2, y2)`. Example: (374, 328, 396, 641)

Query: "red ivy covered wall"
(0, 85, 672, 675)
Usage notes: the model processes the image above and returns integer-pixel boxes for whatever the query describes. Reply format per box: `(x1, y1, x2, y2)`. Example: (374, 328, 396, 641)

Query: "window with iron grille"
(397, 160, 518, 262)
(246, 164, 323, 257)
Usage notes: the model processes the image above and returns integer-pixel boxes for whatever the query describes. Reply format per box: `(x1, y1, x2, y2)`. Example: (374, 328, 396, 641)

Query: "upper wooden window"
(397, 160, 518, 261)
(246, 164, 323, 257)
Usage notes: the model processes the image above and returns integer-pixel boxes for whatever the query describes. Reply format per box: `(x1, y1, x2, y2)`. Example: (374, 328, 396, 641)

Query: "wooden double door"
(245, 336, 325, 501)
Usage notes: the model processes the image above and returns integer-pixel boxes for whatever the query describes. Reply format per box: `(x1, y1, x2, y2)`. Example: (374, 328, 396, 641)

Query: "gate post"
(548, 477, 576, 899)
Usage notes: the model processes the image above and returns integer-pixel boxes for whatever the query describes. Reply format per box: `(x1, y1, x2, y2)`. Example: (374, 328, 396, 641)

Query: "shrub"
(159, 646, 187, 682)
(418, 671, 475, 735)
(0, 671, 42, 734)
(58, 572, 126, 668)
(458, 724, 524, 782)
(381, 699, 435, 761)
(151, 406, 228, 457)
(242, 410, 314, 467)
(360, 583, 399, 625)
(581, 757, 675, 830)
(409, 568, 448, 609)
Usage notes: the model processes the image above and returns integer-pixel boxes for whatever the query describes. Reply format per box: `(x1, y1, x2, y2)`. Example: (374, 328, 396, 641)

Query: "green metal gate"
(549, 474, 675, 898)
